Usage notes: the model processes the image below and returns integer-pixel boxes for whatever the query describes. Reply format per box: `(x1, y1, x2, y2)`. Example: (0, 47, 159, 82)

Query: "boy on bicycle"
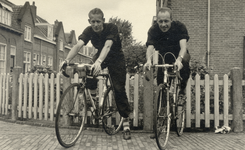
(60, 8, 132, 140)
(144, 7, 191, 138)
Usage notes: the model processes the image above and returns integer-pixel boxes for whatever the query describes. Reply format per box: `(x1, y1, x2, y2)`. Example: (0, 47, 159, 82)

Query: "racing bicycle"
(146, 52, 186, 150)
(55, 63, 123, 148)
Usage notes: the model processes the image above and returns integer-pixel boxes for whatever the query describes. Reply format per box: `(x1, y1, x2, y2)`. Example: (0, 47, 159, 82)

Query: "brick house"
(156, 0, 245, 77)
(0, 0, 95, 74)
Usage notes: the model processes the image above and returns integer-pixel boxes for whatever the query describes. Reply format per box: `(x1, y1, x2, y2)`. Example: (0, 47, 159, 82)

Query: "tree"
(124, 42, 146, 73)
(109, 17, 146, 73)
(109, 17, 134, 49)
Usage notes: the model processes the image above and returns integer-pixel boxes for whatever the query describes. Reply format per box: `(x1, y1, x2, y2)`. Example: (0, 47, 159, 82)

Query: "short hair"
(157, 7, 172, 19)
(88, 8, 104, 18)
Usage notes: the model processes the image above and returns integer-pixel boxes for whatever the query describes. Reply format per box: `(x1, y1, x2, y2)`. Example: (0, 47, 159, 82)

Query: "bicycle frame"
(86, 73, 115, 119)
(155, 64, 180, 118)
(61, 62, 116, 119)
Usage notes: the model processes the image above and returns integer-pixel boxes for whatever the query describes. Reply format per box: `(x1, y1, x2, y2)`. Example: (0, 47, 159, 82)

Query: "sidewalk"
(0, 117, 245, 150)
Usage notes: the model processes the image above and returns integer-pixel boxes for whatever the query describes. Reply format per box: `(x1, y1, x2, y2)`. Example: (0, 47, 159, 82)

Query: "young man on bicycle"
(144, 7, 191, 138)
(60, 8, 132, 140)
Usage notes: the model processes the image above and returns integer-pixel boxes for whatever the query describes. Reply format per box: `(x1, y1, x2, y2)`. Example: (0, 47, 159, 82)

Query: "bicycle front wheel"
(102, 86, 123, 135)
(55, 83, 87, 148)
(154, 84, 171, 150)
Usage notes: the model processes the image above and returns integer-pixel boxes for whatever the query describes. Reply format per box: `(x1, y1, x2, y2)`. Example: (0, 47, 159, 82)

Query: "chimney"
(31, 1, 37, 21)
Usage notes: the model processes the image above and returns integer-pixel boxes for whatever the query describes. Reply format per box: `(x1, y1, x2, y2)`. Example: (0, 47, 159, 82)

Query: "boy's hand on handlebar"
(175, 58, 183, 71)
(91, 60, 102, 76)
(60, 60, 69, 72)
(144, 61, 152, 71)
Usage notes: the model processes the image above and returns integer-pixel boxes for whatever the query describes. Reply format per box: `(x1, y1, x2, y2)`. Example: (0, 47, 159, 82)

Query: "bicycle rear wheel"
(102, 86, 123, 135)
(55, 83, 87, 148)
(154, 84, 171, 150)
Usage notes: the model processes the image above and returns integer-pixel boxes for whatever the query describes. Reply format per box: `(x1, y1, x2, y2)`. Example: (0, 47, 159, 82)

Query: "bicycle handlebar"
(143, 64, 182, 81)
(60, 63, 92, 78)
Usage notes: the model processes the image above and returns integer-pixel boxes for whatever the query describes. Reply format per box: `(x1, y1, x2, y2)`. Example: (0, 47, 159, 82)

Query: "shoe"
(123, 129, 131, 140)
(150, 133, 155, 139)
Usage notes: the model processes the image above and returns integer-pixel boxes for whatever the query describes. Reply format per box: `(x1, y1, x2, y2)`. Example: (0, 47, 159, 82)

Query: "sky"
(10, 0, 156, 45)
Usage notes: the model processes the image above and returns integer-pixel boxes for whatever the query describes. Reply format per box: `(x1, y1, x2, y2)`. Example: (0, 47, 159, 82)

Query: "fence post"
(62, 67, 73, 125)
(231, 67, 243, 132)
(143, 68, 154, 131)
(11, 66, 22, 120)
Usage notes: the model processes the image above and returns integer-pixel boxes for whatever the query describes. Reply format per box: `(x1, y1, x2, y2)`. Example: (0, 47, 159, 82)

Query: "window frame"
(10, 45, 16, 68)
(47, 25, 53, 40)
(59, 40, 63, 51)
(0, 43, 7, 73)
(0, 7, 12, 26)
(48, 56, 53, 68)
(24, 25, 32, 42)
(23, 51, 31, 73)
(59, 58, 63, 67)
(41, 55, 46, 66)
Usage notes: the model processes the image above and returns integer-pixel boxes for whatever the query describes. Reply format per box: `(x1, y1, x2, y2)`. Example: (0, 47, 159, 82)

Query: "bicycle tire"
(175, 84, 186, 136)
(102, 86, 123, 135)
(55, 83, 87, 148)
(154, 84, 171, 150)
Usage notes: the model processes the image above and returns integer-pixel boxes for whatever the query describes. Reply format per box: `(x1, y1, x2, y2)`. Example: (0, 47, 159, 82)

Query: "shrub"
(28, 65, 57, 78)
(190, 59, 209, 80)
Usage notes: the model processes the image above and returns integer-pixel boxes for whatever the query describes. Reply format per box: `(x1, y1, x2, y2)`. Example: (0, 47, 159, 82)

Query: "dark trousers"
(86, 53, 131, 118)
(157, 52, 190, 94)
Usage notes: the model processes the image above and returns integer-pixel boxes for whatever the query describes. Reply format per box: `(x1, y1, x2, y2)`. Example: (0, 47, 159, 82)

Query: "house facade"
(156, 0, 245, 77)
(0, 0, 95, 74)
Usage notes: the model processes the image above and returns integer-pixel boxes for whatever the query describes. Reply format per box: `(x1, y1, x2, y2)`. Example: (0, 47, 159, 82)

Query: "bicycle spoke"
(154, 85, 171, 150)
(55, 84, 87, 148)
(102, 87, 123, 135)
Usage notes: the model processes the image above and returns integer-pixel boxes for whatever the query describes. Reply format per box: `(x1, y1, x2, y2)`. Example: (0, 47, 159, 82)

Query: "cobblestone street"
(0, 120, 245, 150)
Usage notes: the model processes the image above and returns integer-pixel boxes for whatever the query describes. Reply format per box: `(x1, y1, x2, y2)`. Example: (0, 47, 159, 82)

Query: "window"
(33, 53, 40, 66)
(36, 54, 40, 65)
(0, 7, 11, 26)
(0, 44, 6, 73)
(48, 56, 53, 68)
(59, 40, 63, 51)
(41, 55, 46, 65)
(23, 51, 31, 73)
(59, 58, 63, 67)
(47, 25, 53, 40)
(10, 46, 16, 72)
(24, 25, 31, 41)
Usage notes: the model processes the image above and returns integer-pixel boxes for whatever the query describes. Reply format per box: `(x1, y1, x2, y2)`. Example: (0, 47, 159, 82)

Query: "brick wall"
(171, 0, 245, 76)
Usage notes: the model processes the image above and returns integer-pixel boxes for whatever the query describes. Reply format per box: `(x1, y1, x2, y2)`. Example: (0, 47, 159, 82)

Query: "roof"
(36, 15, 48, 23)
(34, 26, 47, 38)
(0, 1, 23, 34)
(0, 1, 13, 11)
(65, 33, 71, 43)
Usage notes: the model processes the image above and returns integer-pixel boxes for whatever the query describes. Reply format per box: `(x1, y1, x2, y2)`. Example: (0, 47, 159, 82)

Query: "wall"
(171, 0, 245, 76)
(0, 29, 22, 73)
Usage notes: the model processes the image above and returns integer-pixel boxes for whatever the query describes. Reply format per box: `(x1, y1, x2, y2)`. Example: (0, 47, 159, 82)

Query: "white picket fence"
(0, 72, 244, 128)
(0, 72, 142, 126)
(0, 74, 10, 115)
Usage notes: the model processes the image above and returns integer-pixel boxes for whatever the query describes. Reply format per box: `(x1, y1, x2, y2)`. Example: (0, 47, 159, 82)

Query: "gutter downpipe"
(207, 0, 210, 68)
